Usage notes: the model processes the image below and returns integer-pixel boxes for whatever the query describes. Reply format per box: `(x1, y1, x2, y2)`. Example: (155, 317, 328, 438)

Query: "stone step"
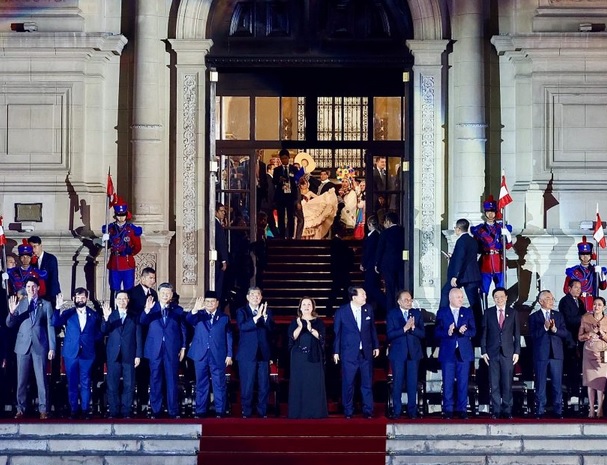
(0, 421, 201, 465)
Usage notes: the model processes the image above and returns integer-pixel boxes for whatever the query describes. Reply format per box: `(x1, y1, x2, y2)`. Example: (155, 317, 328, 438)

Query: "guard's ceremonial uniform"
(471, 197, 512, 295)
(564, 237, 606, 311)
(102, 202, 142, 292)
(8, 240, 47, 296)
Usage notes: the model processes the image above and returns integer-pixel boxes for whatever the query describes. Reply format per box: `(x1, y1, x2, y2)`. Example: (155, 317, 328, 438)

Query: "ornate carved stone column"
(407, 39, 449, 308)
(168, 39, 213, 299)
(449, 0, 487, 224)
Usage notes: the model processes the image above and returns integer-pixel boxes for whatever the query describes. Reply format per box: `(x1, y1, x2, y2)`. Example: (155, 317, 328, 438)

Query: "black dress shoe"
(364, 413, 373, 419)
(242, 414, 249, 419)
(345, 415, 352, 419)
(490, 414, 499, 420)
(443, 412, 453, 420)
(505, 414, 513, 419)
(535, 413, 544, 420)
(458, 412, 468, 420)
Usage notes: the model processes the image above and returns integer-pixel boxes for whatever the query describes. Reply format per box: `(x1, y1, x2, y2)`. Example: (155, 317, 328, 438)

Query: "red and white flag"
(106, 173, 117, 208)
(498, 170, 513, 210)
(0, 216, 6, 246)
(594, 204, 606, 249)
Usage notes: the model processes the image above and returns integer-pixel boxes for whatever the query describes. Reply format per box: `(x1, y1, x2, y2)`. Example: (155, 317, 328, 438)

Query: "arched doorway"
(207, 0, 415, 306)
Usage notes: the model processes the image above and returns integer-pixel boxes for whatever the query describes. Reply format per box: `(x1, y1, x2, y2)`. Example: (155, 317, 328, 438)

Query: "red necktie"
(498, 308, 505, 329)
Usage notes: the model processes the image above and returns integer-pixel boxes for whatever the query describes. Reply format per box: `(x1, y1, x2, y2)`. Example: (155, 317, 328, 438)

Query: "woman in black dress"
(287, 297, 328, 418)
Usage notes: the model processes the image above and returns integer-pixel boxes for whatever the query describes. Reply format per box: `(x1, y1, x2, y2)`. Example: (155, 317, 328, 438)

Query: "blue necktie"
(162, 307, 167, 324)
(30, 299, 36, 323)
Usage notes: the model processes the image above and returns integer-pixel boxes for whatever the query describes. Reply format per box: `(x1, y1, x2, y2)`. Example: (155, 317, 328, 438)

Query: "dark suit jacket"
(372, 167, 387, 191)
(386, 307, 425, 362)
(435, 306, 476, 362)
(129, 284, 158, 316)
(186, 310, 233, 362)
(6, 297, 56, 355)
(529, 309, 568, 361)
(333, 302, 380, 361)
(52, 307, 101, 360)
(361, 230, 380, 271)
(272, 164, 299, 201)
(215, 218, 229, 264)
(37, 251, 60, 299)
(558, 293, 585, 337)
(447, 233, 481, 285)
(480, 306, 520, 358)
(318, 181, 336, 195)
(140, 302, 187, 361)
(101, 310, 142, 363)
(235, 305, 274, 362)
(375, 225, 404, 272)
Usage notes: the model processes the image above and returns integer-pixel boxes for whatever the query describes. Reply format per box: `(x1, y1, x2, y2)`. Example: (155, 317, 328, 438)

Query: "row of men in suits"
(4, 270, 275, 420)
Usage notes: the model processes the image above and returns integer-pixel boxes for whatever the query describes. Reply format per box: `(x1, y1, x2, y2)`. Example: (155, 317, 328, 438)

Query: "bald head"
(449, 288, 464, 308)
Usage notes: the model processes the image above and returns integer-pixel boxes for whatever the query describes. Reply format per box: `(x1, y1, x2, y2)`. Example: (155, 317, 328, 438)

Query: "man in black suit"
(529, 290, 568, 418)
(101, 291, 142, 418)
(480, 287, 520, 419)
(272, 149, 299, 239)
(28, 236, 60, 308)
(128, 267, 157, 414)
(360, 215, 383, 313)
(215, 203, 229, 304)
(375, 212, 405, 319)
(558, 279, 585, 399)
(372, 156, 389, 211)
(439, 218, 482, 322)
(316, 170, 336, 195)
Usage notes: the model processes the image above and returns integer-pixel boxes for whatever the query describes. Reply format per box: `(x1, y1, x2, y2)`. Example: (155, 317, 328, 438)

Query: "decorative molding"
(182, 73, 198, 285)
(135, 253, 157, 283)
(419, 74, 436, 286)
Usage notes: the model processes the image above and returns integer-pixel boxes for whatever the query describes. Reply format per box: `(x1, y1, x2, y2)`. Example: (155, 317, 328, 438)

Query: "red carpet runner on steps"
(198, 417, 387, 465)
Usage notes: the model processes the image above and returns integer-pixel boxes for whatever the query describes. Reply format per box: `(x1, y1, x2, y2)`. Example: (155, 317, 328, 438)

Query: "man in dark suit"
(272, 149, 299, 239)
(215, 203, 229, 305)
(480, 286, 520, 419)
(6, 277, 56, 419)
(128, 267, 157, 415)
(360, 215, 383, 313)
(436, 287, 476, 419)
(28, 236, 60, 308)
(333, 286, 380, 418)
(558, 278, 585, 395)
(440, 218, 482, 325)
(52, 288, 102, 418)
(101, 291, 142, 418)
(375, 211, 405, 317)
(530, 290, 568, 419)
(386, 290, 425, 419)
(140, 282, 187, 419)
(186, 290, 233, 418)
(235, 287, 274, 418)
(316, 169, 336, 195)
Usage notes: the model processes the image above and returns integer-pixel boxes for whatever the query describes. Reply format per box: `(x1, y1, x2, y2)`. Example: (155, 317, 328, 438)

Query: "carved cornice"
(419, 74, 436, 286)
(182, 73, 198, 285)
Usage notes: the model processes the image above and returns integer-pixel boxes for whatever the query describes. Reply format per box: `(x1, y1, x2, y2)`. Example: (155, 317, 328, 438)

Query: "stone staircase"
(387, 420, 607, 465)
(261, 238, 362, 316)
(0, 421, 201, 465)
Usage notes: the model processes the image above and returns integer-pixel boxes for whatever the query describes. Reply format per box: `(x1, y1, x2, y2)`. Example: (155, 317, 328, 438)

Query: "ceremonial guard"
(8, 240, 47, 297)
(471, 196, 512, 299)
(564, 237, 607, 311)
(102, 200, 142, 293)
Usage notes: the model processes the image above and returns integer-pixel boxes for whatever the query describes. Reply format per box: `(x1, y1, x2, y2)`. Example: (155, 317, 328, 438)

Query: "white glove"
(503, 228, 512, 243)
(2, 272, 8, 281)
(102, 233, 110, 242)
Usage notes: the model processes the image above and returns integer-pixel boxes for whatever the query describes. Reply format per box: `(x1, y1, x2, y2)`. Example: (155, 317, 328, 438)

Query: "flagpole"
(0, 216, 9, 309)
(502, 206, 507, 289)
(102, 168, 111, 303)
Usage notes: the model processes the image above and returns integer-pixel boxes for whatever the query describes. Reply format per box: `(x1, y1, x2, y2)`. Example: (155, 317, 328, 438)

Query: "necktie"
(162, 307, 167, 323)
(209, 313, 214, 326)
(498, 308, 504, 329)
(120, 312, 126, 324)
(403, 310, 408, 321)
(253, 309, 258, 317)
(545, 311, 550, 321)
(30, 299, 36, 323)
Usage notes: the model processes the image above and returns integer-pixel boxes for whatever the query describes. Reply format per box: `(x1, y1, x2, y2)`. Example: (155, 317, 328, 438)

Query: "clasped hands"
(447, 322, 467, 336)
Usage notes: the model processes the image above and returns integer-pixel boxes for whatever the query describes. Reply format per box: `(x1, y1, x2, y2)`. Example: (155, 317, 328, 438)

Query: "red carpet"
(197, 416, 387, 465)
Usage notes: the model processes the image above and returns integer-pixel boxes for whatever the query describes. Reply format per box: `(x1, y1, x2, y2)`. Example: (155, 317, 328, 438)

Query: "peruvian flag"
(0, 216, 5, 246)
(594, 204, 606, 249)
(106, 172, 117, 207)
(498, 170, 513, 210)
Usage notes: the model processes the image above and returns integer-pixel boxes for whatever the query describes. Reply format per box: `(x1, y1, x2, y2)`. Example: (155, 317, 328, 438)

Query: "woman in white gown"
(298, 177, 338, 239)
